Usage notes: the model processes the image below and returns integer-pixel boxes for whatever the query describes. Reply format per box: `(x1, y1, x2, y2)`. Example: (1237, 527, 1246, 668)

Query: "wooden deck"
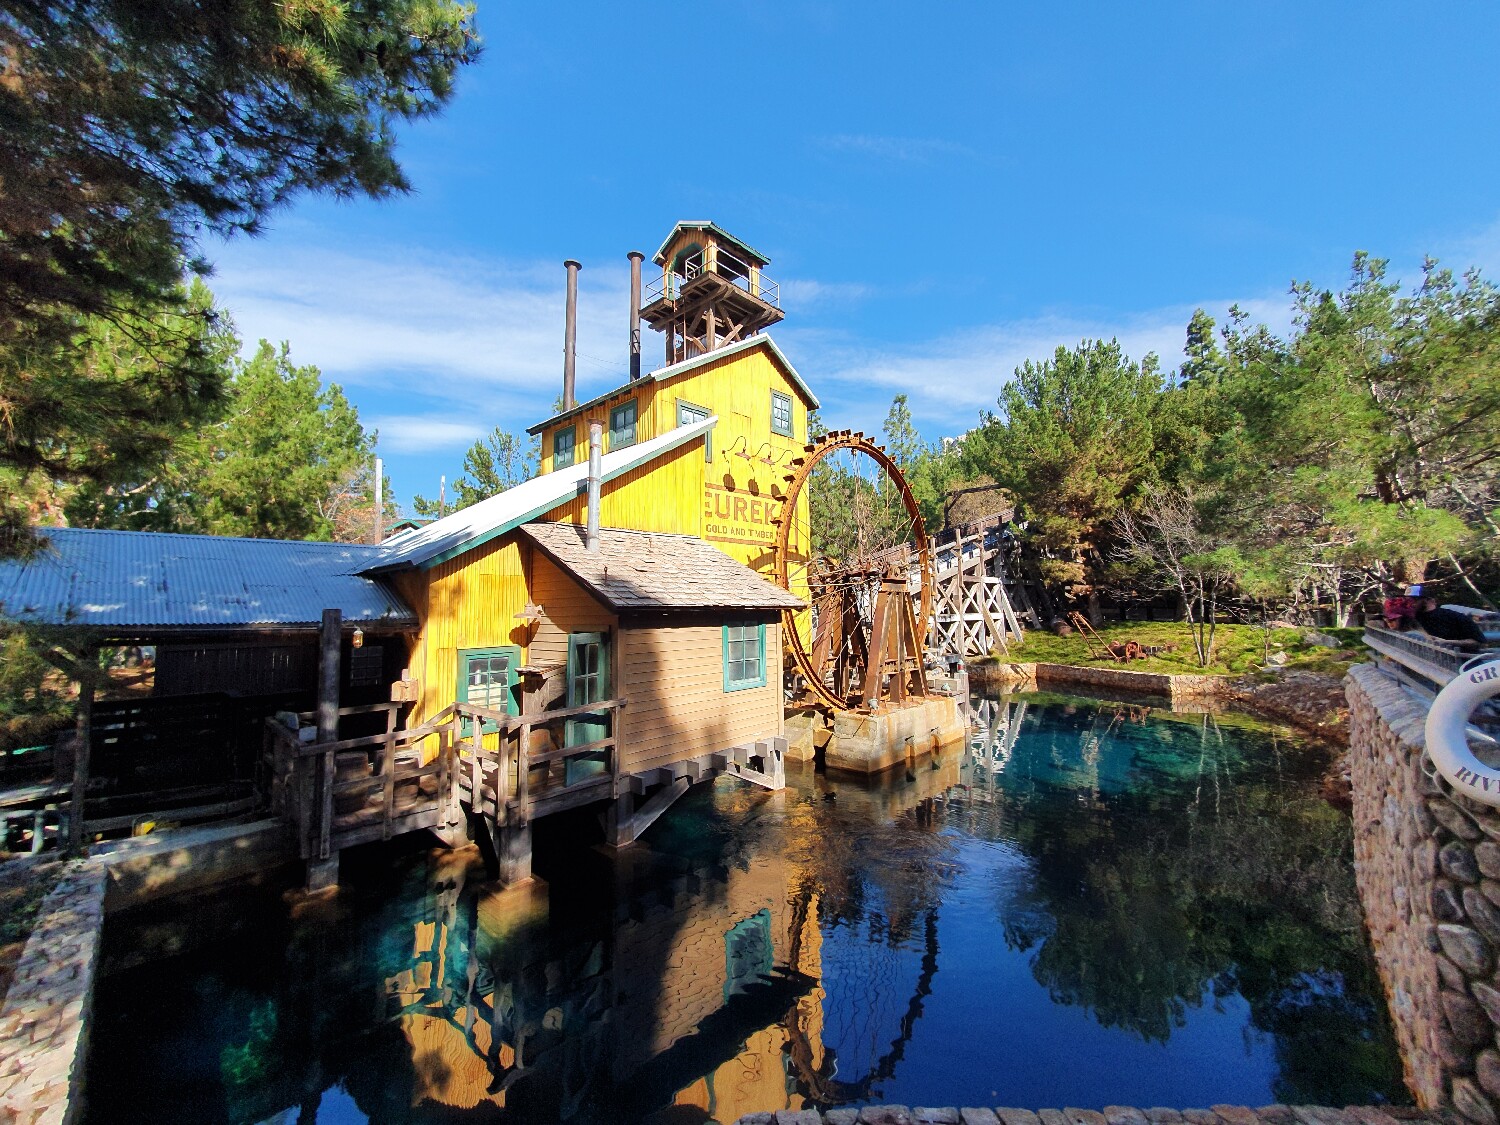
(264, 699, 786, 887)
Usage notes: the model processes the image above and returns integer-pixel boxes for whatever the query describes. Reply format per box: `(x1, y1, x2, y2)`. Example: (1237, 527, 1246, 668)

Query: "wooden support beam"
(68, 650, 94, 852)
(614, 776, 690, 846)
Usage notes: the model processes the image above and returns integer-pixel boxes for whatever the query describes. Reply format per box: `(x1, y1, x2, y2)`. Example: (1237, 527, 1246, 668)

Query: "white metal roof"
(524, 336, 819, 437)
(0, 527, 416, 634)
(366, 416, 719, 572)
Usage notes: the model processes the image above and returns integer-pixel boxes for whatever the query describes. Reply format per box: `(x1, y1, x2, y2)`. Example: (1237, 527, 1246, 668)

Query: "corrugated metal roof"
(0, 527, 416, 633)
(368, 416, 718, 572)
(524, 336, 819, 437)
(520, 523, 804, 613)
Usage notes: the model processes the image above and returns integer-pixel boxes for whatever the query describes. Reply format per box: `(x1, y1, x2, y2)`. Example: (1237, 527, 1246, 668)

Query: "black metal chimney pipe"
(628, 251, 644, 381)
(563, 259, 581, 411)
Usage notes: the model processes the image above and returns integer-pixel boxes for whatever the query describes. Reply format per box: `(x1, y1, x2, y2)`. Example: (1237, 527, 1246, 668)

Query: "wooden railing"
(450, 698, 622, 827)
(1363, 622, 1480, 694)
(264, 698, 624, 863)
(264, 701, 455, 862)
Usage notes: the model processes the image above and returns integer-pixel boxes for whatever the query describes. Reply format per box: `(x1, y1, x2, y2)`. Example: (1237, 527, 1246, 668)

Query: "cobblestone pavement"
(733, 1106, 1453, 1125)
(0, 858, 107, 1125)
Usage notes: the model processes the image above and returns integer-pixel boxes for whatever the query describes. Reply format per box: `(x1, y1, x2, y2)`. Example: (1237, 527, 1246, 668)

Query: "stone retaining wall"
(0, 858, 106, 1125)
(1348, 661, 1500, 1122)
(968, 660, 1223, 705)
(732, 1103, 1444, 1125)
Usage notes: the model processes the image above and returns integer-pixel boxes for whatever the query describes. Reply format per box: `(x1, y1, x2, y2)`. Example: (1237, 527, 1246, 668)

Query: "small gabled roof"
(0, 527, 416, 635)
(366, 416, 718, 572)
(652, 222, 769, 268)
(525, 336, 819, 437)
(519, 523, 804, 614)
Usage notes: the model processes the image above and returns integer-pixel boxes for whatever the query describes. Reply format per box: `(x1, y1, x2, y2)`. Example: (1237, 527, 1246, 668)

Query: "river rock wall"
(1347, 662, 1500, 1121)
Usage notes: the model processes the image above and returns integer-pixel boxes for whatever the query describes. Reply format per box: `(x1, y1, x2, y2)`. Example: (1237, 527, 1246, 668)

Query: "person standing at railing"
(1383, 584, 1422, 631)
(1416, 596, 1487, 648)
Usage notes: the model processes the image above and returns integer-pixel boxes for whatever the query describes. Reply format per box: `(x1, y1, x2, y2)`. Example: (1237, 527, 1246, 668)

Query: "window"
(677, 398, 712, 461)
(609, 400, 637, 451)
(553, 425, 576, 469)
(347, 644, 383, 688)
(771, 390, 793, 438)
(723, 621, 766, 692)
(457, 647, 518, 733)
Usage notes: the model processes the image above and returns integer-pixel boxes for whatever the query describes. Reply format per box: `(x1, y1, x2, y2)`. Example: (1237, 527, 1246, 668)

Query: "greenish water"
(84, 693, 1408, 1123)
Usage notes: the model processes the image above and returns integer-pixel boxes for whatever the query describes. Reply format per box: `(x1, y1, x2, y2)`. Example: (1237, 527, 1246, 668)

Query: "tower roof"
(652, 222, 769, 268)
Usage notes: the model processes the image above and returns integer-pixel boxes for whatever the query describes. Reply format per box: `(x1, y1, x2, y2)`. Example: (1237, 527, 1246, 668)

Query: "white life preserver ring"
(1425, 660, 1500, 804)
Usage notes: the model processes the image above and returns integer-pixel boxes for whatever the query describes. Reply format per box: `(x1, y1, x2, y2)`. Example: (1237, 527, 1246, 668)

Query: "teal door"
(564, 632, 610, 786)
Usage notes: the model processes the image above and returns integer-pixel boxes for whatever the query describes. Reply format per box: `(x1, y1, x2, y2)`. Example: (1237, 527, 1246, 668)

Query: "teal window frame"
(677, 397, 712, 461)
(609, 399, 638, 451)
(722, 620, 767, 692)
(553, 425, 577, 469)
(456, 646, 520, 733)
(770, 390, 793, 438)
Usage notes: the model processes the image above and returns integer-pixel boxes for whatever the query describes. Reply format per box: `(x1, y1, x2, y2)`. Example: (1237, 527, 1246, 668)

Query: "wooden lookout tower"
(640, 222, 784, 365)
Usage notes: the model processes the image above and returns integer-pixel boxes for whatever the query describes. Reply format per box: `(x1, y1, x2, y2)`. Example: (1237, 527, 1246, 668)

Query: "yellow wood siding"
(542, 438, 704, 537)
(540, 386, 661, 475)
(616, 620, 783, 776)
(399, 536, 533, 732)
(528, 554, 616, 669)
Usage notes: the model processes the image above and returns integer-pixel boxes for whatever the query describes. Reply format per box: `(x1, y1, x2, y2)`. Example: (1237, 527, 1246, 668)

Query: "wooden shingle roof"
(519, 523, 804, 614)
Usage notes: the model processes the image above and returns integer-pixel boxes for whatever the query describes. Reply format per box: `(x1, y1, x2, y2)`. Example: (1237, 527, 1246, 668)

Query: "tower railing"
(643, 245, 780, 309)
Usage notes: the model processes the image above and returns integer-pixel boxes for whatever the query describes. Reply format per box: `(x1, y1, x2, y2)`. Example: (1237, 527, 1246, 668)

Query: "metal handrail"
(642, 245, 781, 309)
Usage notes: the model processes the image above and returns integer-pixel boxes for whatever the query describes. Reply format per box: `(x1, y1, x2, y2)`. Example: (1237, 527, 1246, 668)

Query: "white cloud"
(208, 238, 638, 410)
(816, 133, 976, 163)
(367, 415, 487, 454)
(205, 231, 1301, 451)
(783, 294, 1295, 440)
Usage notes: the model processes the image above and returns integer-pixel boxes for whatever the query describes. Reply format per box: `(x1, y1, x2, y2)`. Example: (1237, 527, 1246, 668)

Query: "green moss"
(1004, 621, 1361, 677)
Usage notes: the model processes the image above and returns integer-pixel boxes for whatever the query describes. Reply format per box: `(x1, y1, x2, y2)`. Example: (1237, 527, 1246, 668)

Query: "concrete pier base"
(304, 853, 339, 893)
(825, 695, 966, 776)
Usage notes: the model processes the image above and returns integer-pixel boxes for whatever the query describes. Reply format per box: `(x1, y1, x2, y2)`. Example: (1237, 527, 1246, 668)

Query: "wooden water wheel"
(772, 430, 935, 711)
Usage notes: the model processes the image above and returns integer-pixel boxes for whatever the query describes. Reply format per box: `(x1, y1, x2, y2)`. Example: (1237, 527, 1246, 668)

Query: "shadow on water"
(84, 692, 1409, 1123)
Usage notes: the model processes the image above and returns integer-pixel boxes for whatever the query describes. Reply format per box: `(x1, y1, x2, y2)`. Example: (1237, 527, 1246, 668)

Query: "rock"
(998, 1112, 1043, 1125)
(1473, 981, 1500, 1026)
(861, 1109, 915, 1125)
(1439, 953, 1471, 992)
(1446, 989, 1493, 1047)
(828, 1114, 860, 1125)
(1478, 843, 1500, 879)
(777, 1112, 825, 1125)
(1454, 1077, 1500, 1125)
(1445, 842, 1484, 884)
(1436, 1025, 1477, 1073)
(1440, 924, 1493, 975)
(1210, 1109, 1260, 1125)
(960, 1112, 1001, 1125)
(1064, 1112, 1106, 1125)
(1104, 1110, 1150, 1125)
(1437, 883, 1468, 922)
(1467, 889, 1500, 946)
(914, 1112, 960, 1125)
(1145, 1112, 1185, 1124)
(1480, 1050, 1500, 1099)
(1183, 1112, 1220, 1125)
(1039, 1112, 1070, 1125)
(1434, 800, 1486, 841)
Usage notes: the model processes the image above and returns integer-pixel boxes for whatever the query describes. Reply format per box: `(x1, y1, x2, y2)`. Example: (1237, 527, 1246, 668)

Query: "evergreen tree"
(413, 427, 533, 516)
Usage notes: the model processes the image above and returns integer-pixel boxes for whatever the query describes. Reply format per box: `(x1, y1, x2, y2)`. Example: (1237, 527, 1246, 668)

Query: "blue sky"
(204, 2, 1500, 513)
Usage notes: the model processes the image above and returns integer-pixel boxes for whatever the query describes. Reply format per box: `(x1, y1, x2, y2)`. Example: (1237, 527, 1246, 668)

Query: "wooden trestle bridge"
(264, 699, 786, 889)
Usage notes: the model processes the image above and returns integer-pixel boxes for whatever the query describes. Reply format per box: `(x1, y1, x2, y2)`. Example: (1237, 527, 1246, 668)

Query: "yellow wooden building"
(346, 223, 821, 865)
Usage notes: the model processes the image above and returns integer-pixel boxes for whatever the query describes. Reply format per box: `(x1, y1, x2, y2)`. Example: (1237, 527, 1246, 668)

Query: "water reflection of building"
(378, 835, 827, 1123)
